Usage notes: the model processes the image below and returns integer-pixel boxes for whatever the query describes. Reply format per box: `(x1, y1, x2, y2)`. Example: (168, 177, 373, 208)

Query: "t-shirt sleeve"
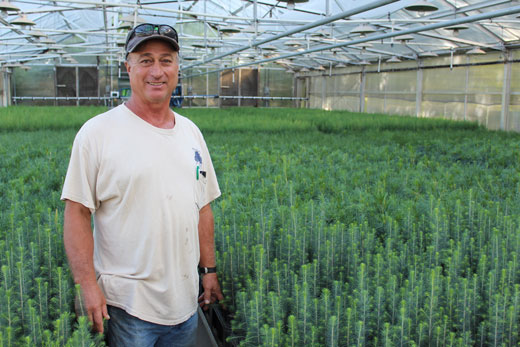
(61, 125, 99, 214)
(198, 132, 221, 207)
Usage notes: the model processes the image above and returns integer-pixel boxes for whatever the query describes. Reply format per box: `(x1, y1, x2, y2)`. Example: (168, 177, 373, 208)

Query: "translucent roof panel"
(0, 0, 519, 71)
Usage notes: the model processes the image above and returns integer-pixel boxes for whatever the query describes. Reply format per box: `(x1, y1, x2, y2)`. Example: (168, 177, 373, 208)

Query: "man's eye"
(140, 59, 152, 64)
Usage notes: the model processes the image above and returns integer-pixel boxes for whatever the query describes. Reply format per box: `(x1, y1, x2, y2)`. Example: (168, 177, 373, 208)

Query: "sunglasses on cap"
(125, 23, 179, 54)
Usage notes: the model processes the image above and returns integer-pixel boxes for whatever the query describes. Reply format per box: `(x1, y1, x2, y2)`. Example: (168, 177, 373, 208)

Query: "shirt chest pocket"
(194, 164, 207, 210)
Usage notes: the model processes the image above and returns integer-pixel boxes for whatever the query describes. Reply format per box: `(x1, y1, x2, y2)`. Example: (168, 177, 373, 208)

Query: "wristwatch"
(199, 266, 217, 275)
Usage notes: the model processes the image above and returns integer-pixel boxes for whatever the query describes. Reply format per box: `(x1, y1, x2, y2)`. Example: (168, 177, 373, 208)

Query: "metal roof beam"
(345, 46, 416, 60)
(371, 0, 510, 47)
(23, 5, 94, 14)
(207, 0, 235, 19)
(242, 0, 327, 16)
(0, 16, 37, 45)
(183, 0, 401, 70)
(231, 1, 251, 16)
(333, 0, 344, 13)
(47, 0, 321, 23)
(45, 1, 89, 43)
(420, 0, 515, 43)
(377, 23, 498, 50)
(183, 4, 520, 78)
(428, 0, 510, 20)
(440, 0, 504, 44)
(102, 0, 109, 55)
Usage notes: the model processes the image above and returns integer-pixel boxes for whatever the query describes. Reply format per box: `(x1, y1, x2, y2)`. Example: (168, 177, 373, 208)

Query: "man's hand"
(198, 273, 224, 310)
(78, 282, 110, 333)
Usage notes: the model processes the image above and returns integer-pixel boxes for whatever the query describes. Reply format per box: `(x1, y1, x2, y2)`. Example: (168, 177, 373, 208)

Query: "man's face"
(125, 40, 179, 106)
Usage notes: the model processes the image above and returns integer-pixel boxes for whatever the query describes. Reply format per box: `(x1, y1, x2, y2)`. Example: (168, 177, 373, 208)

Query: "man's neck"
(125, 98, 175, 129)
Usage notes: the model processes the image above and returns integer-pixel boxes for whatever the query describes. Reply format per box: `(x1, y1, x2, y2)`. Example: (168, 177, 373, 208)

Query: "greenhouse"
(0, 0, 519, 130)
(1, 0, 520, 346)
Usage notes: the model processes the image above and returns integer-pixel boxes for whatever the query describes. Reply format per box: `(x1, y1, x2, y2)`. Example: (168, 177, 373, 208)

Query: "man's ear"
(125, 60, 131, 73)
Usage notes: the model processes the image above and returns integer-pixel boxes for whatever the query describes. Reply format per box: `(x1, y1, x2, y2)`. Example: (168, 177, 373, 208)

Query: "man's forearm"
(198, 203, 224, 308)
(63, 200, 97, 286)
(198, 204, 216, 267)
(63, 200, 109, 333)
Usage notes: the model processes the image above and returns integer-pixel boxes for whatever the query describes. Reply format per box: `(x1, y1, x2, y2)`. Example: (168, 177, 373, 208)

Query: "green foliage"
(0, 106, 519, 345)
(0, 106, 481, 133)
(0, 106, 107, 132)
(207, 108, 519, 345)
(66, 317, 105, 347)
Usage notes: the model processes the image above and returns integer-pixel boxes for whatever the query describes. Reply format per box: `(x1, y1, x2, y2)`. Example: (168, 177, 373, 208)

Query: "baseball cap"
(125, 23, 180, 55)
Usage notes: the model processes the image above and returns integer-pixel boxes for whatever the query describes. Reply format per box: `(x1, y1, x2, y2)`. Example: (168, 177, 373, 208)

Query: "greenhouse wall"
(7, 63, 296, 108)
(182, 70, 220, 107)
(300, 50, 520, 132)
(181, 66, 295, 108)
(11, 64, 110, 106)
(12, 66, 56, 106)
(260, 67, 294, 108)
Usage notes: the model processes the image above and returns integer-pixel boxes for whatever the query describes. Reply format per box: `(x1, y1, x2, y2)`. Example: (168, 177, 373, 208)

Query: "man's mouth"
(148, 82, 165, 86)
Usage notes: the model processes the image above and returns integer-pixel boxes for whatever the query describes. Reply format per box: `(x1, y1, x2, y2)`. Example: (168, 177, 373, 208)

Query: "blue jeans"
(107, 306, 198, 347)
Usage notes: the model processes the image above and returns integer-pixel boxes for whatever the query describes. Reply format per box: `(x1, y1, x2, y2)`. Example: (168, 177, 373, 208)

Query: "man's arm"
(198, 203, 224, 309)
(63, 200, 109, 333)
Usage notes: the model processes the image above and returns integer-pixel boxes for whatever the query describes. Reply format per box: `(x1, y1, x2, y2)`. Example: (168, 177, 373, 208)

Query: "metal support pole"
(203, 0, 207, 48)
(11, 69, 16, 105)
(206, 67, 209, 108)
(76, 66, 80, 107)
(102, 0, 109, 55)
(383, 73, 387, 113)
(217, 70, 221, 108)
(416, 61, 423, 117)
(360, 68, 366, 113)
(265, 68, 270, 107)
(54, 66, 58, 106)
(295, 77, 300, 108)
(292, 73, 296, 108)
(333, 72, 338, 110)
(326, 0, 330, 16)
(464, 57, 469, 121)
(97, 63, 101, 103)
(203, 0, 208, 107)
(321, 75, 326, 110)
(253, 0, 258, 36)
(2, 69, 11, 107)
(238, 69, 241, 107)
(306, 77, 310, 109)
(501, 50, 512, 131)
(257, 64, 262, 108)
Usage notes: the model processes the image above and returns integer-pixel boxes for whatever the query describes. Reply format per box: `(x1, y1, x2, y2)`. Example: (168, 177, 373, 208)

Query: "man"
(61, 23, 223, 346)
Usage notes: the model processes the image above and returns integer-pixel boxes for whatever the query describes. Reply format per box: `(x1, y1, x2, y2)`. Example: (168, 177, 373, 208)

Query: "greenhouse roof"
(1, 0, 520, 73)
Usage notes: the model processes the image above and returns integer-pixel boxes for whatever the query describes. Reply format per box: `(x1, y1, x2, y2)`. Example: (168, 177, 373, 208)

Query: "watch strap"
(199, 266, 217, 274)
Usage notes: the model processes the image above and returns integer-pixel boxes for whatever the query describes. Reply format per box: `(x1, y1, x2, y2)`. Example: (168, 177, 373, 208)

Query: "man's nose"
(149, 62, 163, 77)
